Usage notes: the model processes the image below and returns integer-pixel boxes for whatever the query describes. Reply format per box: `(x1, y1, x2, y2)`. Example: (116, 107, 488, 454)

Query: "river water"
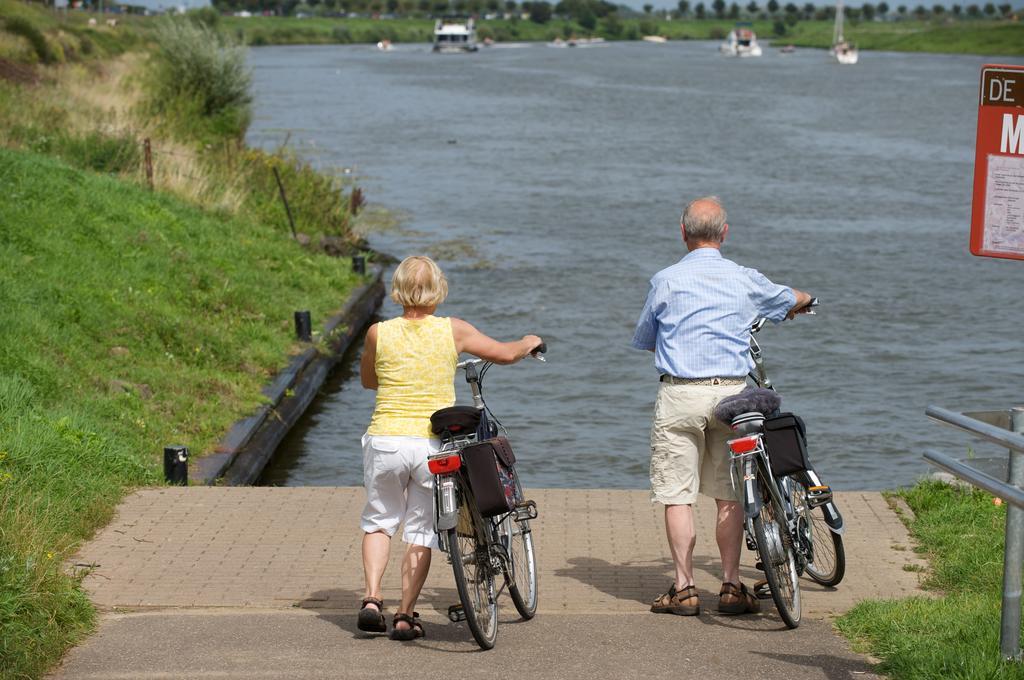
(248, 42, 1024, 491)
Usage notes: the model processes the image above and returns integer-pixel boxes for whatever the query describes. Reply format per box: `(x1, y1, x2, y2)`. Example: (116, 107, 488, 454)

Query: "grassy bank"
(837, 481, 1024, 679)
(223, 15, 1024, 55)
(0, 3, 372, 678)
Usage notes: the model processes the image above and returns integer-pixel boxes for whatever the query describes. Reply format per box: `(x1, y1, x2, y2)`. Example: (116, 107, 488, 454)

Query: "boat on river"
(433, 18, 478, 53)
(830, 0, 859, 64)
(720, 24, 762, 57)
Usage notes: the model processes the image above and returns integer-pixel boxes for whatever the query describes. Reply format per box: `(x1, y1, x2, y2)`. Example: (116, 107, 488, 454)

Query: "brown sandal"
(717, 582, 760, 614)
(357, 597, 386, 633)
(651, 584, 701, 616)
(389, 612, 425, 641)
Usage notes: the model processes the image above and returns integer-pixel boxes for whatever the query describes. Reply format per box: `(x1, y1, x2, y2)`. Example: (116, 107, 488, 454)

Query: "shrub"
(147, 18, 252, 140)
(187, 6, 221, 29)
(3, 15, 55, 64)
(331, 25, 353, 42)
(55, 132, 141, 175)
(601, 13, 623, 36)
(15, 125, 141, 175)
(708, 25, 726, 38)
(235, 147, 355, 240)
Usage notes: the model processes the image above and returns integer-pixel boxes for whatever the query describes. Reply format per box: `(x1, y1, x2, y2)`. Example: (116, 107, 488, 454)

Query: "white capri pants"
(360, 434, 440, 549)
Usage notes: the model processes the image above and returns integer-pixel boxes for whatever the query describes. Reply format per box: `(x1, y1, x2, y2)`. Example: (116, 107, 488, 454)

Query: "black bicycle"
(427, 346, 544, 650)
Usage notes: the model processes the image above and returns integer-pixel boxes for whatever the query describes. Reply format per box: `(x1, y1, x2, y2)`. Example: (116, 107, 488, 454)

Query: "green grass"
(220, 15, 1024, 55)
(781, 19, 1024, 54)
(0, 147, 363, 678)
(836, 481, 1024, 679)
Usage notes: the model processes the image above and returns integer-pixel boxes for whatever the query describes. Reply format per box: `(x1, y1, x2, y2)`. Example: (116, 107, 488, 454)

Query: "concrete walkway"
(52, 488, 926, 679)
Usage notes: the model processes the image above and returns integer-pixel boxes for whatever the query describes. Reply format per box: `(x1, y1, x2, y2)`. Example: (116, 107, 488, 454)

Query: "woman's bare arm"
(451, 318, 542, 365)
(360, 323, 379, 389)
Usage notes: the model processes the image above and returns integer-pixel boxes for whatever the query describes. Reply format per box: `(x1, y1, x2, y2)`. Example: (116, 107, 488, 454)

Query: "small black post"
(352, 255, 366, 275)
(163, 445, 188, 485)
(295, 310, 312, 341)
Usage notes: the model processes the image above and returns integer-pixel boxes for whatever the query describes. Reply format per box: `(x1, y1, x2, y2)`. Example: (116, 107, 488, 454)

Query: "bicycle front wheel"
(802, 499, 846, 587)
(752, 477, 801, 629)
(446, 478, 498, 650)
(501, 478, 537, 619)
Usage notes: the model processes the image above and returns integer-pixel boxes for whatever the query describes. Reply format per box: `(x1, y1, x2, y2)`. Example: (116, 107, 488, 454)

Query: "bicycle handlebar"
(750, 298, 819, 334)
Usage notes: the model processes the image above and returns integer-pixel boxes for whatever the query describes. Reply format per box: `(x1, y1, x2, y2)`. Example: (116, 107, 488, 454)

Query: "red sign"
(970, 64, 1024, 260)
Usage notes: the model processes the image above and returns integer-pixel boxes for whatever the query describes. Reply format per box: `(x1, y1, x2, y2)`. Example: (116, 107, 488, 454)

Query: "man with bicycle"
(631, 196, 812, 616)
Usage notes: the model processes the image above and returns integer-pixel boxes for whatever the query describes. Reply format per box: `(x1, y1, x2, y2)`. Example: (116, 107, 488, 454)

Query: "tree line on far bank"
(209, 0, 1019, 26)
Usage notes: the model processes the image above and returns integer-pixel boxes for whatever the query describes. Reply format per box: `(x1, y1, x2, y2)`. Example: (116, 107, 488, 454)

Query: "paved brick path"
(72, 487, 924, 616)
(51, 487, 927, 679)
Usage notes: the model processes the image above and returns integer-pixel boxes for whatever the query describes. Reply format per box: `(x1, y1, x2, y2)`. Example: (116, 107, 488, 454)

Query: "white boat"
(830, 0, 859, 64)
(547, 36, 605, 48)
(433, 18, 478, 53)
(719, 24, 762, 57)
(642, 35, 668, 44)
(376, 39, 392, 51)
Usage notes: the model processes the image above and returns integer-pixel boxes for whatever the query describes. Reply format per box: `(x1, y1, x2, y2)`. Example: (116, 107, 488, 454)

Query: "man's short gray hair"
(681, 196, 727, 243)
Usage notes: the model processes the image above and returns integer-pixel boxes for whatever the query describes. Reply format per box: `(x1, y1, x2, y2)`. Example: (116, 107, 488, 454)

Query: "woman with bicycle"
(356, 255, 542, 641)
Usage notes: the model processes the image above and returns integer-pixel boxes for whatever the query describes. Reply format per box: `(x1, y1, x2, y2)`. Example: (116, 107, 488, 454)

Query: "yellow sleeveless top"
(367, 316, 457, 438)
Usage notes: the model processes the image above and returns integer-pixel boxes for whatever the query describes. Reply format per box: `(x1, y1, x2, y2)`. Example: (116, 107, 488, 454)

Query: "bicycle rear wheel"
(446, 477, 498, 650)
(501, 478, 537, 619)
(752, 476, 801, 629)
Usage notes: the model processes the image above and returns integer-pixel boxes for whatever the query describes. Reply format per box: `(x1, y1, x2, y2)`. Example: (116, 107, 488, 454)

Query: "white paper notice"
(982, 154, 1024, 256)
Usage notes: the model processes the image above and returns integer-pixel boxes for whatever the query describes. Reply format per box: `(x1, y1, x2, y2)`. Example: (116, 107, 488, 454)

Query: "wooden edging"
(192, 266, 384, 485)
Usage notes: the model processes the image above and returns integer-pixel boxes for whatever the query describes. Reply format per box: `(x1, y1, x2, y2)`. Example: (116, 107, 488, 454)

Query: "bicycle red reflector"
(428, 454, 461, 474)
(728, 435, 760, 454)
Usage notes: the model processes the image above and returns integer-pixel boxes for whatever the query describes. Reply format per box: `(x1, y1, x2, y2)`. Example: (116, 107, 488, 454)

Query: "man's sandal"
(717, 582, 760, 614)
(651, 584, 701, 616)
(357, 597, 386, 633)
(389, 612, 425, 641)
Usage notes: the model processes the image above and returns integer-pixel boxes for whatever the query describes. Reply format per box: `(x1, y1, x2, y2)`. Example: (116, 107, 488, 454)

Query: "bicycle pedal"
(753, 582, 773, 600)
(447, 604, 466, 622)
(807, 485, 833, 508)
(514, 499, 538, 521)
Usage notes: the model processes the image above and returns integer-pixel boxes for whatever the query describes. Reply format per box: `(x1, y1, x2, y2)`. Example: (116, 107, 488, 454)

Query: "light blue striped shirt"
(631, 248, 796, 379)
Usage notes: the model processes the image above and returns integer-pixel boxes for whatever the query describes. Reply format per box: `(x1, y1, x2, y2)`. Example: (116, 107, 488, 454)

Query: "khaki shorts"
(649, 382, 746, 505)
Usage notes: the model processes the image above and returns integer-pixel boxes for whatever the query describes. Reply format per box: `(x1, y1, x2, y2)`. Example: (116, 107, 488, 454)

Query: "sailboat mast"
(834, 0, 844, 44)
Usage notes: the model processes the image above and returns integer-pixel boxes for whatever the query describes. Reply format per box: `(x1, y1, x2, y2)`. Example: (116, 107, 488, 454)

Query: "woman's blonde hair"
(390, 255, 449, 308)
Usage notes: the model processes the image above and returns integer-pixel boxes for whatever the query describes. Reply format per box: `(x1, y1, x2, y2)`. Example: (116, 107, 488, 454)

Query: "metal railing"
(925, 405, 1024, 662)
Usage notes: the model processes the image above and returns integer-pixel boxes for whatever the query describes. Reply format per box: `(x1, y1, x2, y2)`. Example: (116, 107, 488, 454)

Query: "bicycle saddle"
(430, 405, 481, 435)
(713, 387, 782, 425)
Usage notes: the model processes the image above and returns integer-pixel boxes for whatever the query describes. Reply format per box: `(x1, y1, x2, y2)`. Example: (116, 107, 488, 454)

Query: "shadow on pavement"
(298, 587, 517, 653)
(554, 555, 764, 605)
(752, 651, 880, 679)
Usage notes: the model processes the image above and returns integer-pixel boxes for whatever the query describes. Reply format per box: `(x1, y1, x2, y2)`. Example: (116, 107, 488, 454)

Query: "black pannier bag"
(462, 437, 517, 517)
(762, 412, 811, 477)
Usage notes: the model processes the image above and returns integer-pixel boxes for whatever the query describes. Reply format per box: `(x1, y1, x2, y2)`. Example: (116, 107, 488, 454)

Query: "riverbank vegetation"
(0, 2, 367, 677)
(212, 0, 1024, 54)
(837, 481, 1024, 679)
(225, 13, 1024, 54)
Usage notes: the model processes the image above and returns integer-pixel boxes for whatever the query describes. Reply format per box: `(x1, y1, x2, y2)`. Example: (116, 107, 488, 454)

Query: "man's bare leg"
(715, 499, 744, 585)
(394, 545, 432, 632)
(665, 504, 697, 589)
(362, 531, 391, 610)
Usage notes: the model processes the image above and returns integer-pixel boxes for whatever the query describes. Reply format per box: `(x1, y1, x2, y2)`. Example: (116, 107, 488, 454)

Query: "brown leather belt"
(659, 375, 747, 386)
